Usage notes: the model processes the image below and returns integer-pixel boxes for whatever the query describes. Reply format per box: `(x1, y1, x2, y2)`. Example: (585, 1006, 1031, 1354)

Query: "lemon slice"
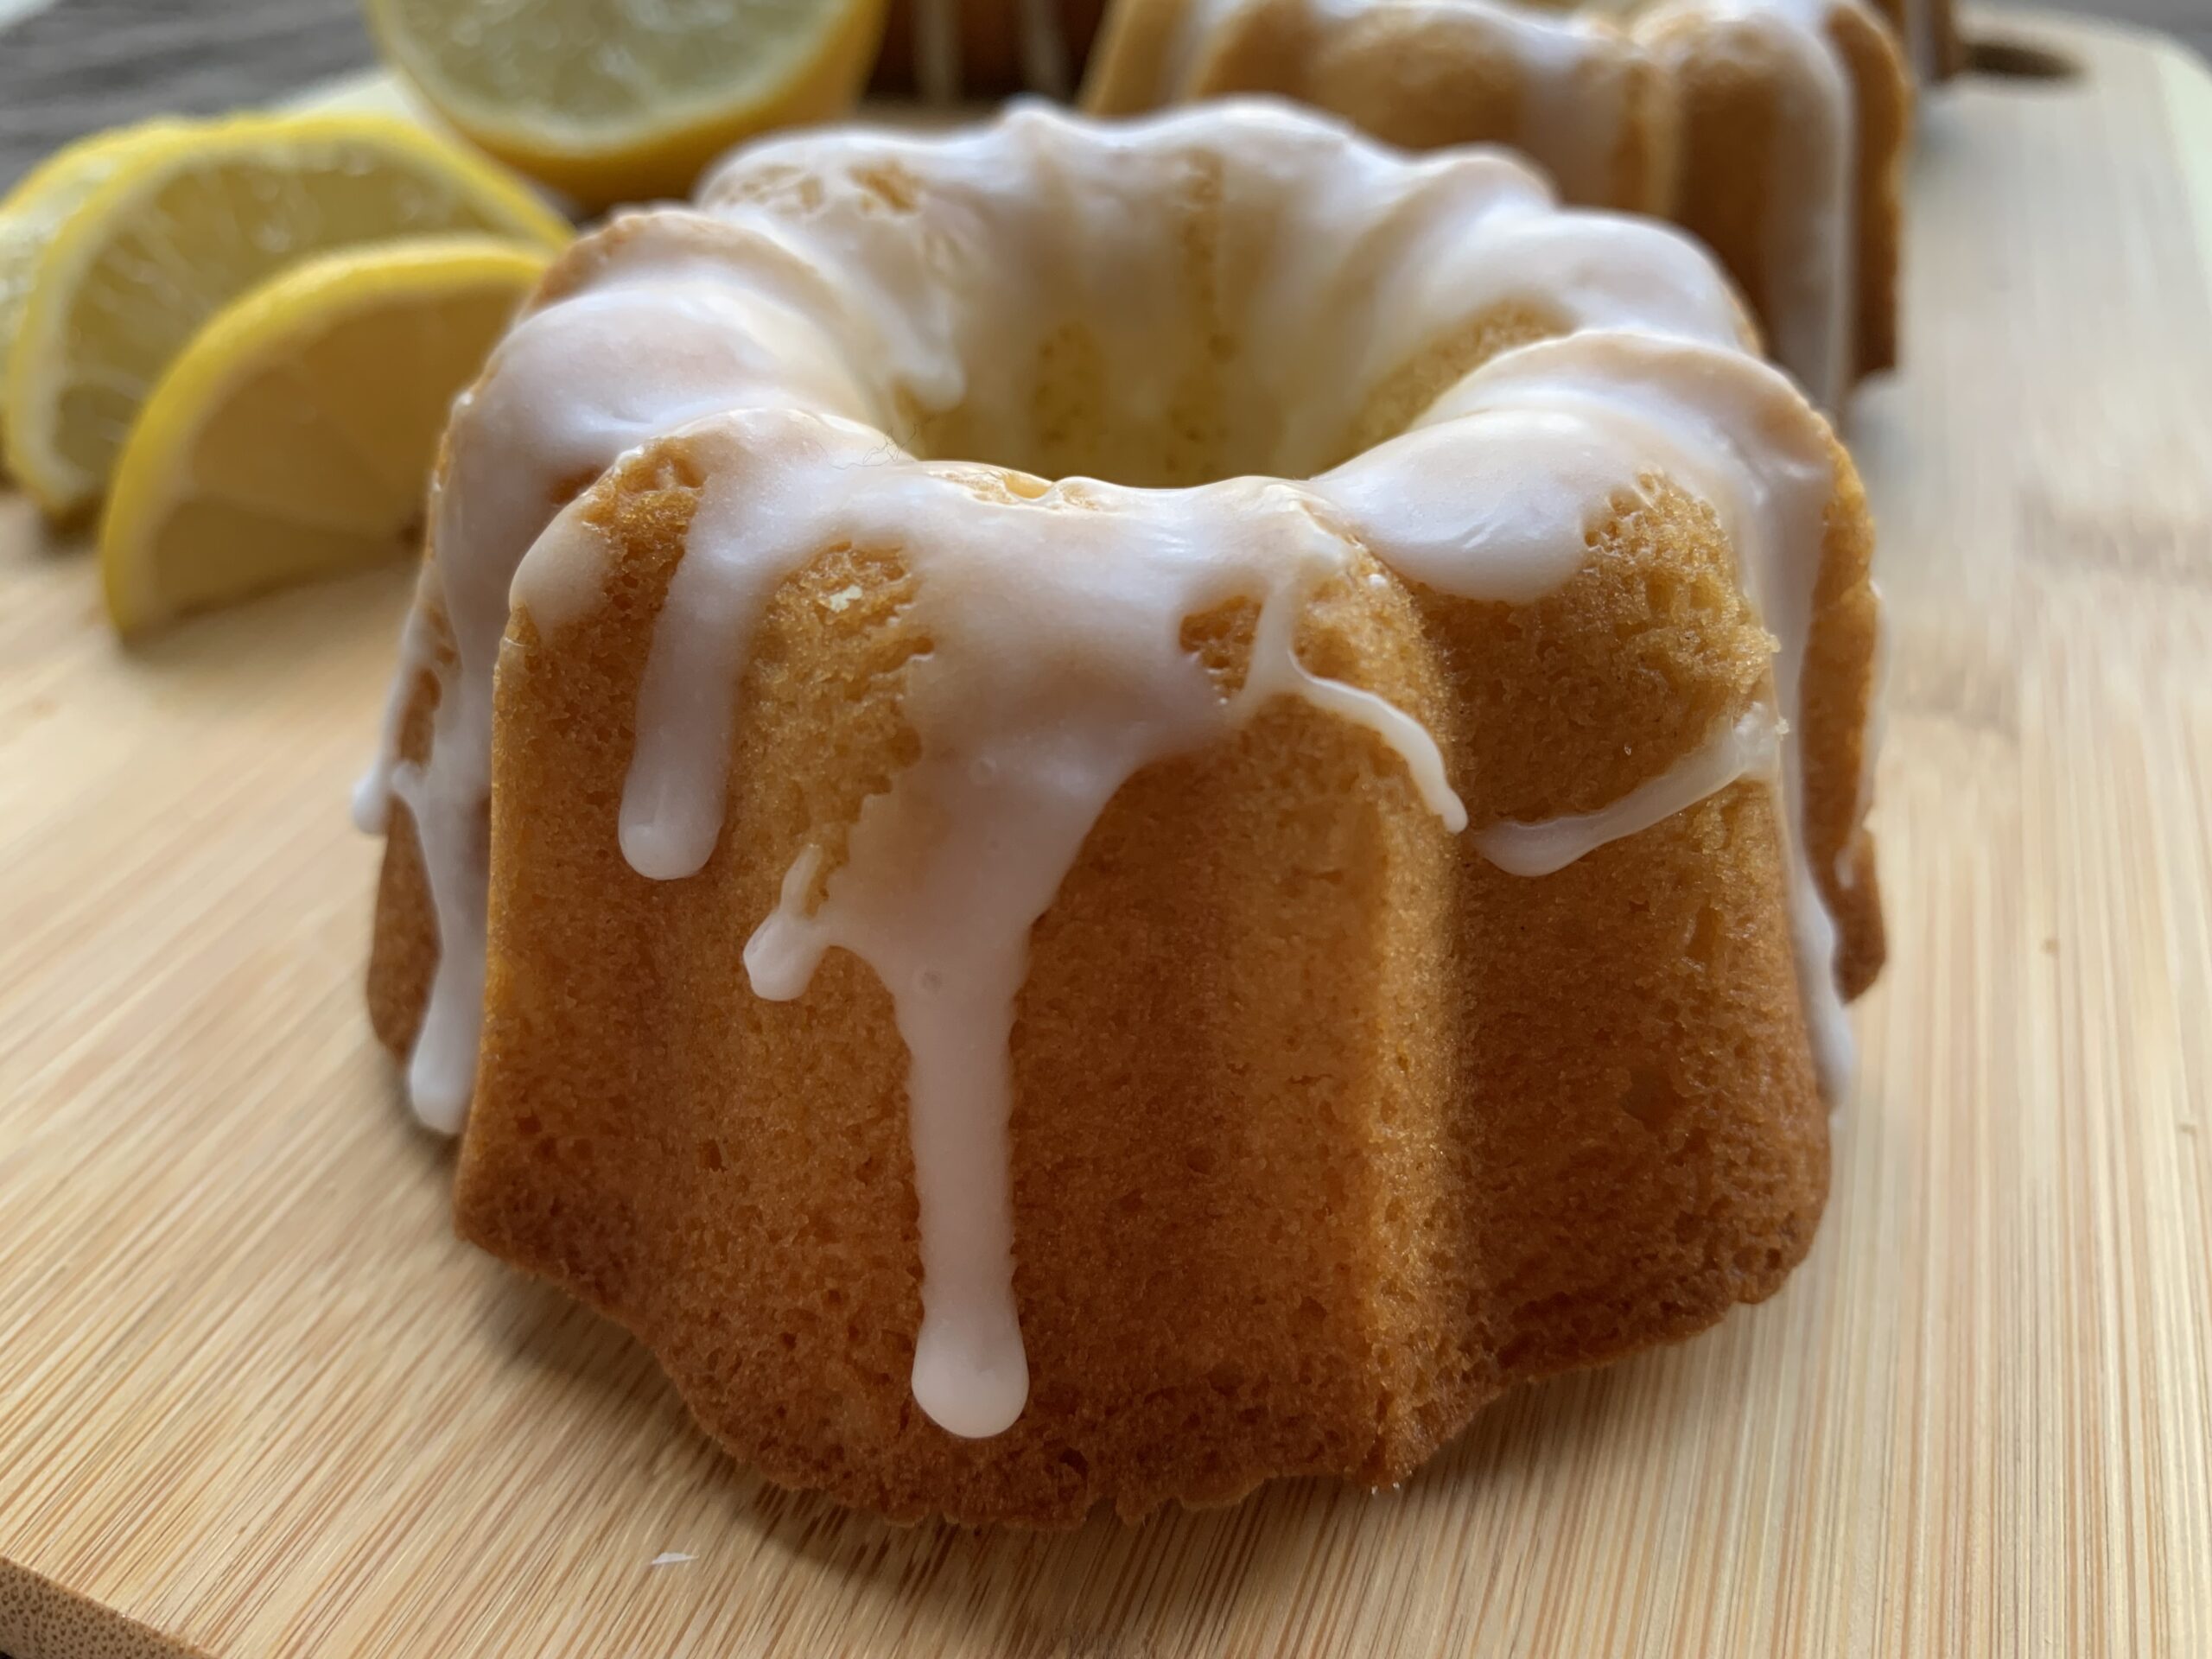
(363, 0, 888, 207)
(3, 112, 569, 521)
(100, 236, 550, 635)
(0, 118, 192, 467)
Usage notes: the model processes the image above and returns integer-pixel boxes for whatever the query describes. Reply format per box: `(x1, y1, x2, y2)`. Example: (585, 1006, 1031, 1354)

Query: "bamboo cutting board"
(3, 14, 2210, 1656)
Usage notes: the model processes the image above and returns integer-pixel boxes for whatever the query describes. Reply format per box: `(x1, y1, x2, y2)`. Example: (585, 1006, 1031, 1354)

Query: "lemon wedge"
(4, 112, 569, 521)
(362, 0, 887, 207)
(99, 236, 550, 635)
(0, 118, 191, 467)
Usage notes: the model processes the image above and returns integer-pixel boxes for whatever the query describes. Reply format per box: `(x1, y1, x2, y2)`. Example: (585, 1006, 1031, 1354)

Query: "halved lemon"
(362, 0, 888, 208)
(4, 112, 569, 521)
(0, 118, 192, 467)
(100, 236, 550, 635)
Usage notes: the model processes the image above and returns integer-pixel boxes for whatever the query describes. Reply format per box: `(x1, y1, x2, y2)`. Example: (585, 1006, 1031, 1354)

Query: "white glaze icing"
(1474, 702, 1780, 875)
(355, 101, 1878, 1439)
(351, 586, 435, 837)
(1503, 8, 1633, 204)
(353, 564, 471, 1131)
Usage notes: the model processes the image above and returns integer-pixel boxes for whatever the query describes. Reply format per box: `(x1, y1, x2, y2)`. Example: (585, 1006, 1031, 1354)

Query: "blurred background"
(0, 0, 2204, 190)
(0, 0, 2198, 621)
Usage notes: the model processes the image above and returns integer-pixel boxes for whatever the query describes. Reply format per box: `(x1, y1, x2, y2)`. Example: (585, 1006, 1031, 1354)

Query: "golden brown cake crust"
(416, 413, 1878, 1525)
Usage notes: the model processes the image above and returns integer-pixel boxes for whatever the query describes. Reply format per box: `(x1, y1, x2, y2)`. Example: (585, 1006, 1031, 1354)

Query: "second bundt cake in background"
(1084, 0, 1912, 410)
(357, 102, 1886, 1525)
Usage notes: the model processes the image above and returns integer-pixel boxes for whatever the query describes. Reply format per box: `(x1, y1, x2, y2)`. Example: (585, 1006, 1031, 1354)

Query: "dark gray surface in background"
(0, 0, 374, 188)
(0, 0, 2207, 191)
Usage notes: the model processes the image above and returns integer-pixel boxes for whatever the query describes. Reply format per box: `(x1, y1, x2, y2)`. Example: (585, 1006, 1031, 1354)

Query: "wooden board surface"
(3, 14, 2211, 1656)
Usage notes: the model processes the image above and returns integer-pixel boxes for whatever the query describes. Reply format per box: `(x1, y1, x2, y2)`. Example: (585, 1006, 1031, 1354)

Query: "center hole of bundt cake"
(889, 276, 1583, 486)
(842, 149, 1567, 491)
(906, 315, 1294, 491)
(899, 293, 1567, 492)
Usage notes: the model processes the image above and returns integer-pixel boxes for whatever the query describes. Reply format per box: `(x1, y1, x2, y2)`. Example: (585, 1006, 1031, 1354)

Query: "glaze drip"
(352, 590, 436, 837)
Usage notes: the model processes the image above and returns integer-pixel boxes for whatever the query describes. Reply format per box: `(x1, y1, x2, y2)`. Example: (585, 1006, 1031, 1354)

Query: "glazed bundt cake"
(1084, 0, 1912, 410)
(356, 101, 1887, 1525)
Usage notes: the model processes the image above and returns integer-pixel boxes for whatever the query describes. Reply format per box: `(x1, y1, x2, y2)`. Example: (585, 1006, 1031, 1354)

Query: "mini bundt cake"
(1084, 0, 1912, 410)
(355, 101, 1886, 1526)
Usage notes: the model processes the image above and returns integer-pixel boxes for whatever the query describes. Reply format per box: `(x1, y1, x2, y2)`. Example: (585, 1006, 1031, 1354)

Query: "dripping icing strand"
(352, 590, 437, 836)
(1474, 702, 1781, 876)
